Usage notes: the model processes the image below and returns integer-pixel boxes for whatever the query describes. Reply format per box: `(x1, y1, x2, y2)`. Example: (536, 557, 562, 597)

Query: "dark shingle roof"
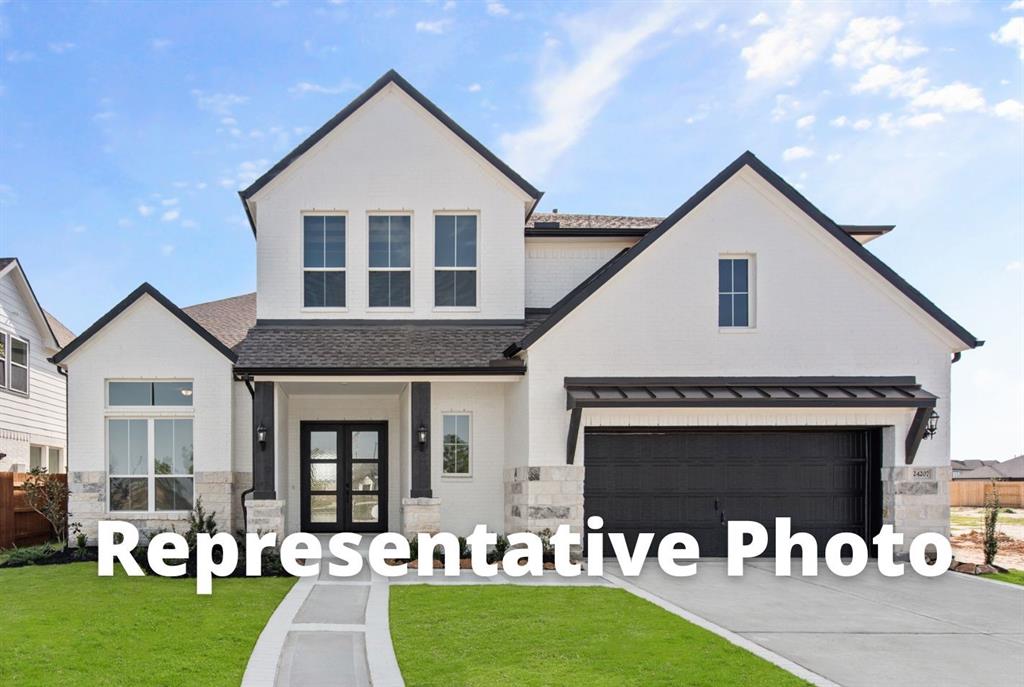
(43, 310, 75, 348)
(233, 317, 543, 373)
(526, 213, 662, 230)
(0, 258, 14, 270)
(183, 292, 256, 351)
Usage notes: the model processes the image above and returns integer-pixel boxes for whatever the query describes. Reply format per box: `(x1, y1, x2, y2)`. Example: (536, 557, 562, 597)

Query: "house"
(52, 70, 981, 554)
(952, 456, 1024, 480)
(0, 258, 74, 474)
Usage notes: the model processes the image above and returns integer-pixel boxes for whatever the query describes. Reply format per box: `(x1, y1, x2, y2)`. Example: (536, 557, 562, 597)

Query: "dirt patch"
(950, 507, 1024, 570)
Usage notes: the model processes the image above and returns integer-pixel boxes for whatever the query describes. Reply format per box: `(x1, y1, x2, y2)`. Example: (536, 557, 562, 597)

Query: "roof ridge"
(183, 291, 256, 310)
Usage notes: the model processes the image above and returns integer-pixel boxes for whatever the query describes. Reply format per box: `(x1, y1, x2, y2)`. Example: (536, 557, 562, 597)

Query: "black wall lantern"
(417, 423, 428, 447)
(256, 423, 268, 448)
(923, 410, 940, 439)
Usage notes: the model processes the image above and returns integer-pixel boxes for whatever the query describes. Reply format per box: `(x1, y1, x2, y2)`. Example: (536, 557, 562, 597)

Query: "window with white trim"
(303, 215, 346, 308)
(6, 335, 29, 394)
(107, 381, 194, 512)
(718, 257, 751, 328)
(434, 214, 477, 308)
(0, 333, 6, 389)
(29, 445, 64, 473)
(442, 413, 471, 476)
(368, 215, 411, 308)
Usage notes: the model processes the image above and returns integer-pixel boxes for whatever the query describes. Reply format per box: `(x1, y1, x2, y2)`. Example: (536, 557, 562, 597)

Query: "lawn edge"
(603, 571, 837, 687)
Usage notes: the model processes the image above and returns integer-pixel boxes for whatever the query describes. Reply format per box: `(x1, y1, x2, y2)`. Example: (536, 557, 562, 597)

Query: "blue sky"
(0, 0, 1021, 460)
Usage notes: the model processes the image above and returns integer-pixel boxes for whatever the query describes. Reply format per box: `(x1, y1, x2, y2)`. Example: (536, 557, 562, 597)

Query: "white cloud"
(48, 42, 76, 54)
(1006, 260, 1022, 271)
(796, 114, 816, 128)
(192, 90, 248, 116)
(289, 80, 355, 95)
(137, 204, 154, 217)
(741, 3, 845, 82)
(904, 112, 944, 127)
(443, 1, 456, 10)
(69, 224, 87, 234)
(486, 2, 509, 17)
(993, 98, 1024, 121)
(467, 83, 482, 93)
(830, 115, 848, 127)
(161, 209, 180, 222)
(160, 244, 175, 256)
(831, 16, 925, 69)
(92, 110, 115, 122)
(161, 197, 179, 206)
(233, 159, 270, 187)
(853, 118, 872, 130)
(748, 12, 771, 27)
(180, 219, 199, 229)
(151, 38, 173, 51)
(5, 49, 35, 63)
(415, 19, 453, 34)
(782, 145, 814, 161)
(826, 152, 842, 162)
(499, 3, 685, 179)
(117, 218, 134, 229)
(1006, 1, 1024, 9)
(910, 82, 985, 112)
(992, 17, 1024, 59)
(851, 64, 929, 98)
(770, 94, 801, 122)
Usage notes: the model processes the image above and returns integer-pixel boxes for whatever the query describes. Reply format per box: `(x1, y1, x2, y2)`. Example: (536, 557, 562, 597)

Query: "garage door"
(584, 428, 881, 557)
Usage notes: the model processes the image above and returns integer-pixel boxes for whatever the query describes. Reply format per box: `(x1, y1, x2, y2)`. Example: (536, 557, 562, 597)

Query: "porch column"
(252, 381, 276, 499)
(410, 382, 431, 497)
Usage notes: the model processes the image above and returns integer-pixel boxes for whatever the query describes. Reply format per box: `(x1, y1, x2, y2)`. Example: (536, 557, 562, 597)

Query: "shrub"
(21, 468, 69, 547)
(0, 543, 59, 566)
(407, 536, 419, 561)
(69, 521, 88, 559)
(983, 485, 1000, 566)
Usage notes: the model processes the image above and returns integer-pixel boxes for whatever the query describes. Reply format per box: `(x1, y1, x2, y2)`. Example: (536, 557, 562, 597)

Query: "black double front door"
(300, 422, 387, 532)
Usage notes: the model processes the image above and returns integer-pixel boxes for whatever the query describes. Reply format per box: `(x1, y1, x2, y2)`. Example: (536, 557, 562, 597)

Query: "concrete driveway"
(608, 560, 1024, 687)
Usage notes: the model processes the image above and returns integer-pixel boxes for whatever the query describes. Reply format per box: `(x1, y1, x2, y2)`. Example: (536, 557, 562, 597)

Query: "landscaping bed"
(390, 585, 809, 686)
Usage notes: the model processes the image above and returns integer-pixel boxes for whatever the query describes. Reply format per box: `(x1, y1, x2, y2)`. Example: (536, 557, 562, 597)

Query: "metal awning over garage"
(563, 377, 938, 465)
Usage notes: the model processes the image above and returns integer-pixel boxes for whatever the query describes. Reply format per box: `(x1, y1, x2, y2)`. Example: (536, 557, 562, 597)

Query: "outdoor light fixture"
(256, 424, 267, 448)
(924, 410, 940, 439)
(180, 387, 193, 397)
(417, 423, 428, 447)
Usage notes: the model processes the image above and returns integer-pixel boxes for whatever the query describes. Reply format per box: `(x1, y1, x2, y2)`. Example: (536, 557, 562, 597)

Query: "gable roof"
(183, 292, 256, 351)
(0, 257, 62, 350)
(51, 283, 239, 364)
(505, 151, 980, 355)
(44, 310, 76, 348)
(238, 69, 543, 236)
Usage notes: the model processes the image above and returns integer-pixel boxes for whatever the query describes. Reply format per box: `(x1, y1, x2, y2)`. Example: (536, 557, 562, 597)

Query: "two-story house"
(52, 70, 980, 554)
(1, 258, 74, 473)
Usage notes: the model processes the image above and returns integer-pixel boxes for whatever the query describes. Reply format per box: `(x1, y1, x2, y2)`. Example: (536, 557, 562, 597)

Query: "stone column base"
(882, 465, 950, 554)
(246, 499, 286, 535)
(504, 466, 584, 535)
(401, 497, 441, 537)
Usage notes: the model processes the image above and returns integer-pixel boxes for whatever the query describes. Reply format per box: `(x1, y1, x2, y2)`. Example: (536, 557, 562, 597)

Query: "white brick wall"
(525, 239, 635, 308)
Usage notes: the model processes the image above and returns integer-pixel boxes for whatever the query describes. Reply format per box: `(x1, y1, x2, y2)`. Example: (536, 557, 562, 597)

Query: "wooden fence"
(0, 472, 65, 549)
(949, 480, 1024, 508)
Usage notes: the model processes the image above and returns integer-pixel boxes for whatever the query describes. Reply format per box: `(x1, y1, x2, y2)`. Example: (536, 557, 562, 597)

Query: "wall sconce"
(417, 423, 428, 447)
(256, 423, 267, 448)
(923, 410, 939, 439)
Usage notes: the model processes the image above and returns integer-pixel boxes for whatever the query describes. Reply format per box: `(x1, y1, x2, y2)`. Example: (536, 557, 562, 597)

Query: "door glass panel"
(351, 495, 379, 523)
(352, 463, 378, 491)
(310, 495, 337, 523)
(352, 431, 379, 461)
(310, 463, 337, 491)
(310, 432, 337, 460)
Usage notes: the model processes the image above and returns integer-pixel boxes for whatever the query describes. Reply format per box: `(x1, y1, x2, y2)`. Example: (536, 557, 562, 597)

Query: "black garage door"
(584, 428, 882, 557)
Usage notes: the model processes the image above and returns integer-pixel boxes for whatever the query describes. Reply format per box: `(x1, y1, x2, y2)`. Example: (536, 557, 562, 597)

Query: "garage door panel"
(584, 429, 878, 557)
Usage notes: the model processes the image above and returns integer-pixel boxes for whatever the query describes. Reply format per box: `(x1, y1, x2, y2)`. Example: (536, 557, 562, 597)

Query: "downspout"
(236, 374, 256, 532)
(57, 365, 69, 544)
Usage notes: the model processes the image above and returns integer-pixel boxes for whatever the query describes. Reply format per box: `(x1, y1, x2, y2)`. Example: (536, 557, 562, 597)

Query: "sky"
(0, 0, 1021, 461)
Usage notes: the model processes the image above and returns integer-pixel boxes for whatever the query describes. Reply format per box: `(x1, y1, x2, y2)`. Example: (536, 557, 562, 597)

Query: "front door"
(300, 422, 388, 532)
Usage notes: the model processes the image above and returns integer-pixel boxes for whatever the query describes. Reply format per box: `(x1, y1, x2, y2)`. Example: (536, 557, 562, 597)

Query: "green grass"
(390, 585, 809, 687)
(0, 562, 294, 686)
(982, 569, 1024, 586)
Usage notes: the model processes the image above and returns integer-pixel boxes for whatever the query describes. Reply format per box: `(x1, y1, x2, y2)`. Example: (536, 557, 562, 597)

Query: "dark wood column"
(410, 382, 432, 498)
(252, 381, 276, 499)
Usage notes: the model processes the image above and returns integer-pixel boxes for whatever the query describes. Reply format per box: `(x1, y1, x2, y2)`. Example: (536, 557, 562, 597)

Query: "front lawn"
(982, 569, 1024, 586)
(390, 585, 808, 687)
(0, 562, 294, 686)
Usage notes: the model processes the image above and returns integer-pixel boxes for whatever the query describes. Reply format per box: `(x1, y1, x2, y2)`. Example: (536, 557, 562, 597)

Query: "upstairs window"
(8, 335, 28, 394)
(108, 381, 193, 406)
(435, 215, 477, 308)
(303, 215, 346, 308)
(368, 215, 411, 308)
(0, 333, 6, 389)
(718, 257, 751, 328)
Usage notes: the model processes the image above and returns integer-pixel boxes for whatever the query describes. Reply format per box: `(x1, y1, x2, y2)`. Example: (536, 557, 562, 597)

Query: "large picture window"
(368, 215, 411, 308)
(303, 215, 346, 308)
(108, 418, 194, 512)
(434, 215, 477, 308)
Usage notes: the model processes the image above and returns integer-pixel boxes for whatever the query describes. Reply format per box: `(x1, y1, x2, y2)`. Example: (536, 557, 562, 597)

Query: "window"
(30, 446, 43, 470)
(29, 445, 62, 473)
(8, 336, 28, 394)
(108, 418, 193, 511)
(108, 381, 193, 406)
(47, 447, 61, 474)
(718, 258, 751, 328)
(442, 413, 471, 476)
(0, 333, 6, 388)
(368, 215, 411, 308)
(434, 215, 477, 308)
(303, 215, 346, 308)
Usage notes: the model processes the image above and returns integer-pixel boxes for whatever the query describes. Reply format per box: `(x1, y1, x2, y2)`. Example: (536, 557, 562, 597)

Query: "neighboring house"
(52, 70, 981, 554)
(0, 258, 74, 474)
(951, 456, 1024, 480)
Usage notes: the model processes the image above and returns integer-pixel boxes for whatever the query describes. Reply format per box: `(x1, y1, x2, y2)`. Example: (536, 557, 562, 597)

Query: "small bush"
(983, 485, 1000, 566)
(0, 543, 60, 566)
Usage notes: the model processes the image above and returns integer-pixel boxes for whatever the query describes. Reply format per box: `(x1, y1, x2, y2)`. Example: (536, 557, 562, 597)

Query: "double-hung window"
(0, 333, 29, 394)
(368, 215, 411, 308)
(718, 257, 752, 328)
(434, 214, 477, 308)
(107, 381, 194, 512)
(303, 215, 346, 308)
(441, 413, 471, 476)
